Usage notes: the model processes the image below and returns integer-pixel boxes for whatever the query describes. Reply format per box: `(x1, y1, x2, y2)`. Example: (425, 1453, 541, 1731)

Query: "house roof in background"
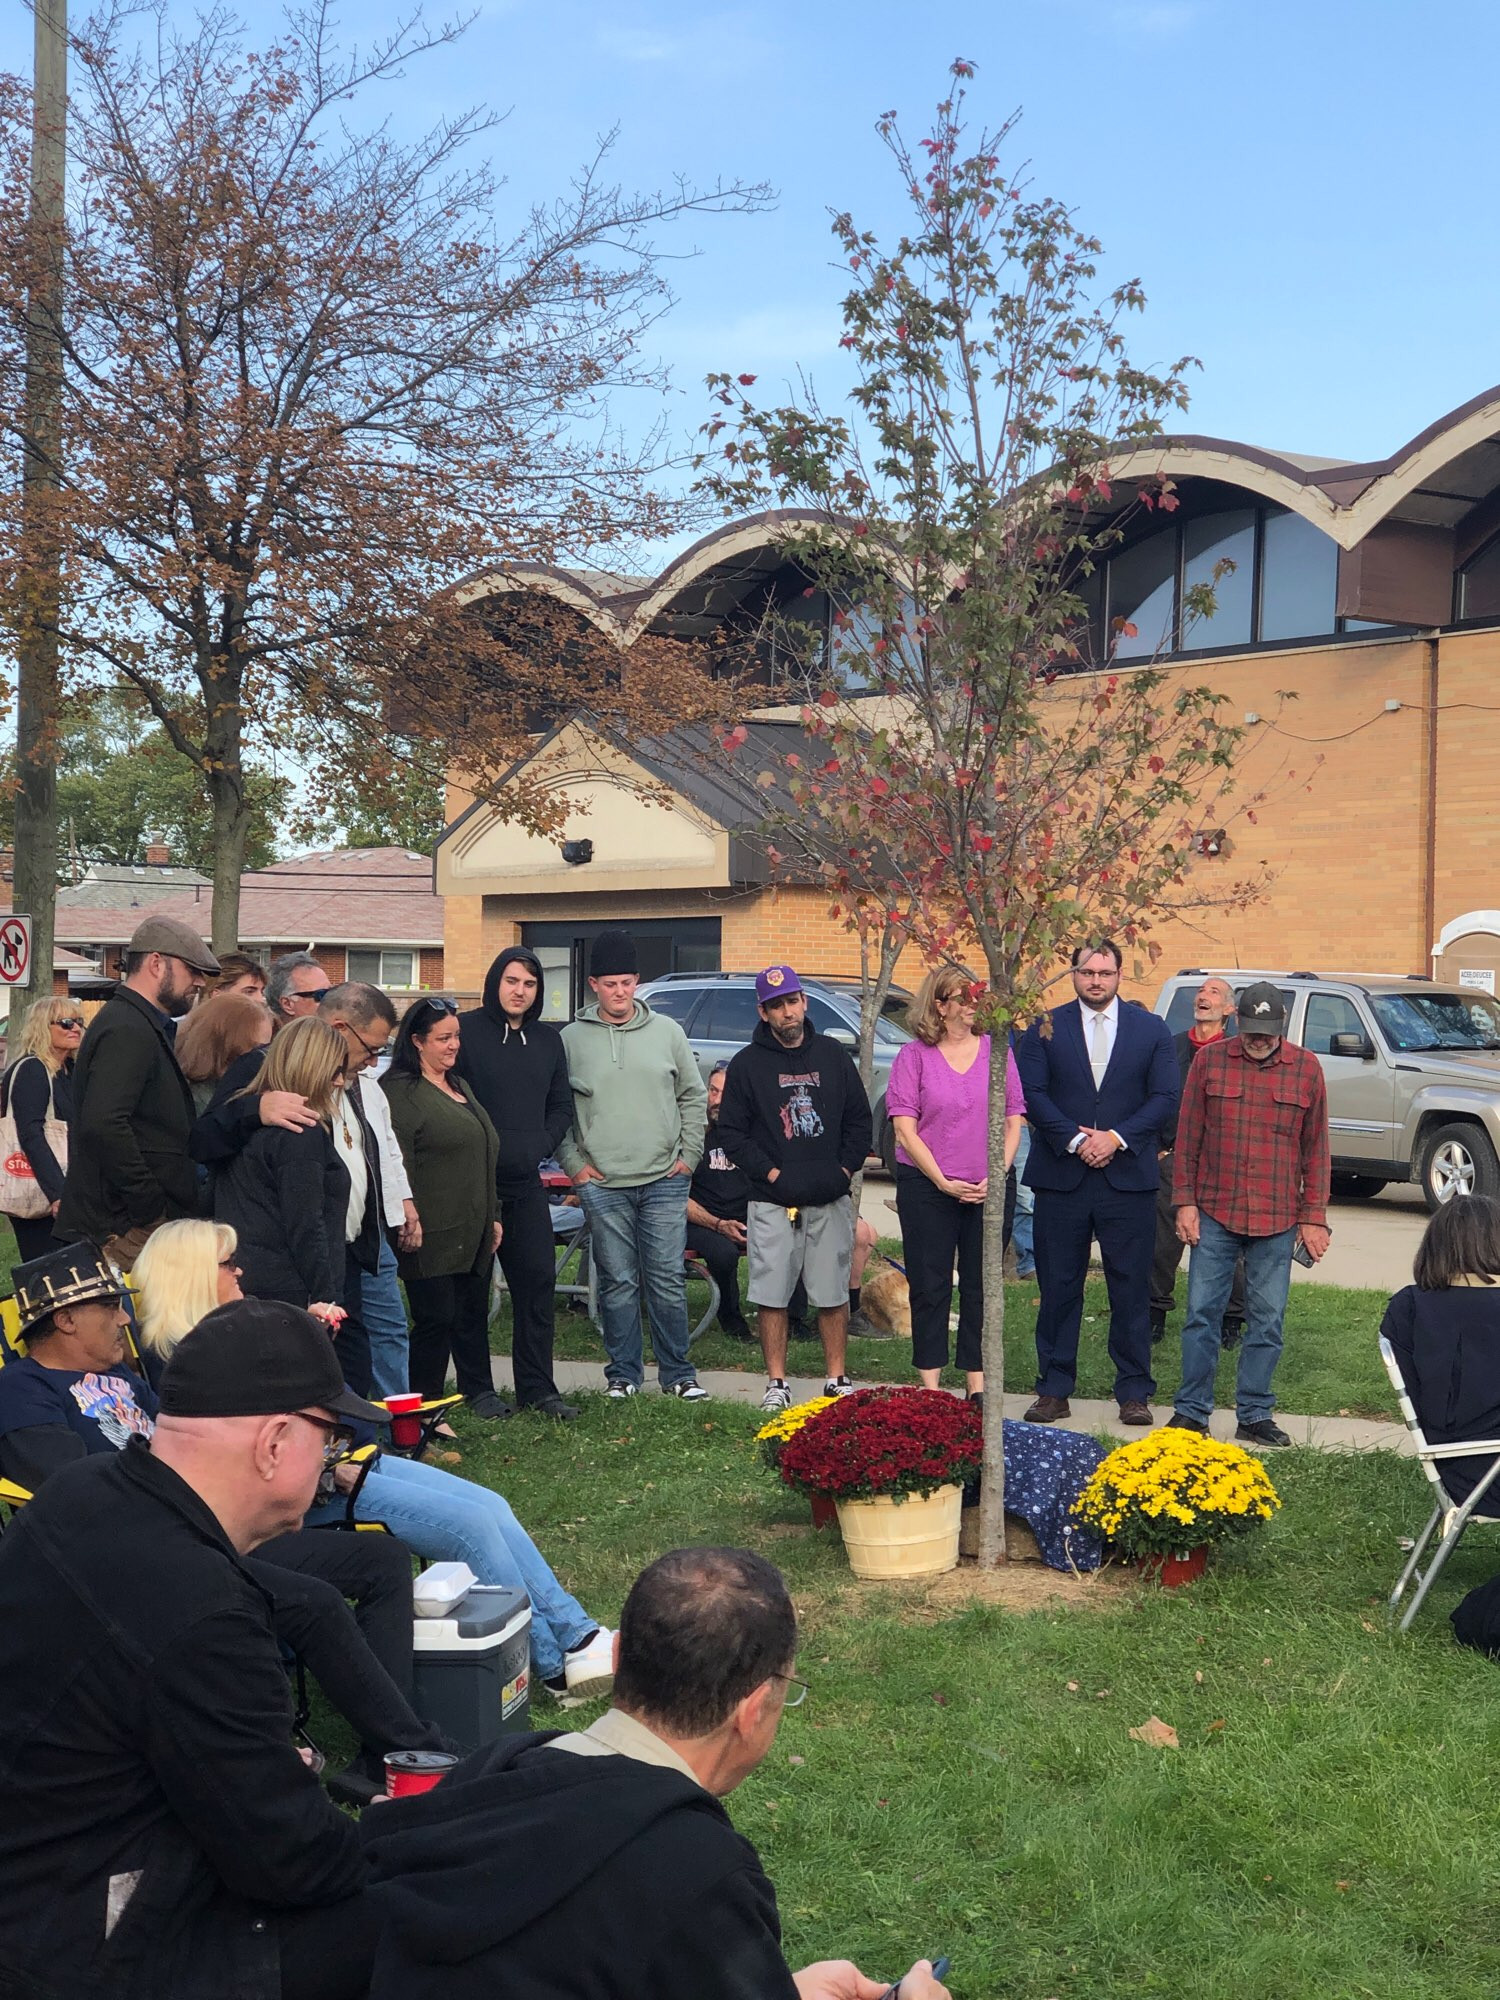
(52, 846, 443, 951)
(59, 861, 212, 910)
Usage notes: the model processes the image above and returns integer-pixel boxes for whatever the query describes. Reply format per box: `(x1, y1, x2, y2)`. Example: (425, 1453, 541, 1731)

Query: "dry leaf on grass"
(1128, 1715, 1179, 1749)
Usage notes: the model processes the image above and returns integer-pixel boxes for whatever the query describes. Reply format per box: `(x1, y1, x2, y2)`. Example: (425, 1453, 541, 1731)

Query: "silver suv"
(638, 973, 914, 1173)
(1154, 968, 1500, 1210)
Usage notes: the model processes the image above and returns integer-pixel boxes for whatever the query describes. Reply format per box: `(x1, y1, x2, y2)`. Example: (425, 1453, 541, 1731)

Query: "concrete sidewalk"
(491, 1356, 1412, 1457)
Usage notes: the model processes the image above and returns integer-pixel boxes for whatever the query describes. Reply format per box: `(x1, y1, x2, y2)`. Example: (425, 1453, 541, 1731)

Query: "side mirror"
(1330, 1031, 1375, 1061)
(827, 1027, 858, 1049)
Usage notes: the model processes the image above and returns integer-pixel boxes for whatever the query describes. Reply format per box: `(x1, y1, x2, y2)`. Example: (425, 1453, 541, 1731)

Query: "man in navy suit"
(1014, 939, 1180, 1426)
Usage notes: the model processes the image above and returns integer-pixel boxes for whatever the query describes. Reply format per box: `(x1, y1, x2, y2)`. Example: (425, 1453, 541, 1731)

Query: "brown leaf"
(930, 1692, 950, 1707)
(1193, 1670, 1204, 1685)
(1065, 1680, 1080, 1693)
(1205, 1718, 1225, 1735)
(1335, 1880, 1350, 1892)
(1128, 1716, 1179, 1749)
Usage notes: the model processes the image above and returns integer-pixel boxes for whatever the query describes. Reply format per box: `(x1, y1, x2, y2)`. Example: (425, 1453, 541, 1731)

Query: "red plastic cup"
(384, 1750, 459, 1798)
(384, 1392, 423, 1450)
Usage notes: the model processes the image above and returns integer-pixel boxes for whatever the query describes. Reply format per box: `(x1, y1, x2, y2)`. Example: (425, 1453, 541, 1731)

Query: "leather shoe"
(1117, 1400, 1153, 1426)
(1023, 1394, 1071, 1423)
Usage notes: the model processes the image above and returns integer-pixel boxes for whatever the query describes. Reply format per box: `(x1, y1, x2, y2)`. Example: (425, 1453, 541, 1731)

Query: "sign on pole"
(0, 916, 34, 989)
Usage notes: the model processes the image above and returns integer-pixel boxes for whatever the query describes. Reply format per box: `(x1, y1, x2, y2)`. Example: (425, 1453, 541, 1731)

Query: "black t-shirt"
(690, 1130, 751, 1223)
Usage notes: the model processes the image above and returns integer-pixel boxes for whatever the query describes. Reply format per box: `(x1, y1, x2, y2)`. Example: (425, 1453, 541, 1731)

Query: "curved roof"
(444, 388, 1500, 632)
(1108, 384, 1500, 549)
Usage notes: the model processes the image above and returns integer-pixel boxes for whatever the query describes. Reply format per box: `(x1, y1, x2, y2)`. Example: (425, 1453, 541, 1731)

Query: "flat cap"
(126, 915, 220, 975)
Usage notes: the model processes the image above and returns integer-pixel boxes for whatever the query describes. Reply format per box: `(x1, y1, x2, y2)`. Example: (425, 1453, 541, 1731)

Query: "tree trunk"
(204, 727, 250, 956)
(975, 1020, 1009, 1565)
(14, 0, 67, 995)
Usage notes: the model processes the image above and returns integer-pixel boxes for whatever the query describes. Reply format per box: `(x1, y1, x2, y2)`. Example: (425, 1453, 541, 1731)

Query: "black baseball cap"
(1236, 981, 1288, 1033)
(159, 1297, 385, 1423)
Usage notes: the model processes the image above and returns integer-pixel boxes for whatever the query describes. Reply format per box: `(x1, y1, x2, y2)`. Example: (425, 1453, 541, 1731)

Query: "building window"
(1259, 508, 1338, 641)
(347, 948, 417, 988)
(1458, 533, 1500, 622)
(1089, 503, 1344, 664)
(1181, 509, 1256, 650)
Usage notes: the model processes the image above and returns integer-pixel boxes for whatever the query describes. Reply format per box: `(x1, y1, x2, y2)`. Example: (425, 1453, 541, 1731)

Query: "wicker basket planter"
(836, 1483, 963, 1580)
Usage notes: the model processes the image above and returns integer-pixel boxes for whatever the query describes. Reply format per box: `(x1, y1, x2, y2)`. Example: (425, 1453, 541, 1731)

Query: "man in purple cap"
(716, 967, 873, 1411)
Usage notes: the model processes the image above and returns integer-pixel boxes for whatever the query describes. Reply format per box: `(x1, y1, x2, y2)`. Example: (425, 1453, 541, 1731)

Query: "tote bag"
(0, 1056, 67, 1220)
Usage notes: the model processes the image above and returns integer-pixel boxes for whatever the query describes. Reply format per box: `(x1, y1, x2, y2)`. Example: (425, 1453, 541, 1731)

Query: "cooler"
(411, 1584, 532, 1751)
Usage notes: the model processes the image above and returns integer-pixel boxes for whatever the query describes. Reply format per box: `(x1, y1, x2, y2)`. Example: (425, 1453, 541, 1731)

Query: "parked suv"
(1154, 968, 1500, 1210)
(638, 972, 915, 1173)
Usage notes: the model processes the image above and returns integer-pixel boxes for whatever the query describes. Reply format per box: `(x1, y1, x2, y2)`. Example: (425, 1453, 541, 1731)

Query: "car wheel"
(1329, 1173, 1385, 1200)
(1419, 1122, 1500, 1210)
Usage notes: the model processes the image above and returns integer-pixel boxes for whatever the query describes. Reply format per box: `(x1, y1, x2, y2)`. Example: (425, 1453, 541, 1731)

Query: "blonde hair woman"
(132, 1218, 241, 1366)
(886, 966, 1026, 1396)
(213, 1017, 351, 1314)
(1, 997, 86, 1259)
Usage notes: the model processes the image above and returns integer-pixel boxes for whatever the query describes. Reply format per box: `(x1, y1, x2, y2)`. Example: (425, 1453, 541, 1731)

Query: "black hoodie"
(456, 948, 573, 1196)
(716, 1020, 874, 1210)
(361, 1729, 799, 2000)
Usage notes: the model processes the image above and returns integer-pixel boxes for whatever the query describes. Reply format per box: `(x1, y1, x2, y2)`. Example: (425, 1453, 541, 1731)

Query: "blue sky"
(7, 0, 1500, 551)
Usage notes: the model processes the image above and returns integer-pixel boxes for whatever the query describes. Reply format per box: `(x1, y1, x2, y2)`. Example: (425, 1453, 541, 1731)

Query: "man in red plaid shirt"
(1168, 982, 1331, 1447)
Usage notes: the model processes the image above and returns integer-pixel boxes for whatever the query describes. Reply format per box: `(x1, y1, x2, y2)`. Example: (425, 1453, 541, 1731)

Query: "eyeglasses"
(289, 986, 332, 1006)
(413, 997, 458, 1021)
(217, 1257, 242, 1273)
(346, 1023, 390, 1066)
(292, 1411, 357, 1466)
(56, 1017, 84, 1030)
(773, 1672, 810, 1709)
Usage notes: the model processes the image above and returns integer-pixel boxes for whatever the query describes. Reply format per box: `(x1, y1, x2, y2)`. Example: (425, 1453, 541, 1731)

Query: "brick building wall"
(440, 625, 1500, 1010)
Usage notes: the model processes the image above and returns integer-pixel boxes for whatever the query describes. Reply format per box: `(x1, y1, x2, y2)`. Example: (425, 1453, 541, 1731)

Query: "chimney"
(144, 839, 171, 867)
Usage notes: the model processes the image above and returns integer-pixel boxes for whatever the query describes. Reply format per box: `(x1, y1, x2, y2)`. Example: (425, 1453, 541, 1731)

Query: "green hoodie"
(557, 999, 708, 1187)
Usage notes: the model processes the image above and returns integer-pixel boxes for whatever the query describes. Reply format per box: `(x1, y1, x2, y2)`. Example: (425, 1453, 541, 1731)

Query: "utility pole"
(15, 0, 67, 989)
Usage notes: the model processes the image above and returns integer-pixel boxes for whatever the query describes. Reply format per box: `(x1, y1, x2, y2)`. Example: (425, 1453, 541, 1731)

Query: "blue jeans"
(1012, 1127, 1036, 1277)
(1175, 1212, 1296, 1426)
(354, 1236, 411, 1400)
(577, 1173, 694, 1389)
(308, 1454, 595, 1683)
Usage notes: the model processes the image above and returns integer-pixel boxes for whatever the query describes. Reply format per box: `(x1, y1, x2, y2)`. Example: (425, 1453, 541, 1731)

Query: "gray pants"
(747, 1197, 855, 1310)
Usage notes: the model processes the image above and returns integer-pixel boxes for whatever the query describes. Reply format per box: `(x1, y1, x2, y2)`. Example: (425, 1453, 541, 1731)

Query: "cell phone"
(877, 1955, 950, 1999)
(1292, 1237, 1316, 1268)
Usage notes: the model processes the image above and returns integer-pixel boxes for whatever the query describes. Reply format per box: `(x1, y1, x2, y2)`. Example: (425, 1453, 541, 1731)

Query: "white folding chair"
(1379, 1334, 1500, 1630)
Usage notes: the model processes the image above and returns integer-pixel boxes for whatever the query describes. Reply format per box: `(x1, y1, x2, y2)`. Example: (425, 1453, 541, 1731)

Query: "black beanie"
(589, 928, 639, 978)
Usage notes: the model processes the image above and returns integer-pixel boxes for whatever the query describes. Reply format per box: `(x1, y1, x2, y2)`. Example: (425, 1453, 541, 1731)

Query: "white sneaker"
(606, 1381, 639, 1400)
(663, 1379, 709, 1402)
(563, 1627, 615, 1700)
(761, 1379, 793, 1412)
(823, 1375, 856, 1397)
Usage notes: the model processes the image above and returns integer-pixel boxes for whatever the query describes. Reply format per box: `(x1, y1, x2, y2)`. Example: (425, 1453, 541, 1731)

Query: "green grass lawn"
(421, 1395, 1500, 2000)
(494, 1250, 1398, 1420)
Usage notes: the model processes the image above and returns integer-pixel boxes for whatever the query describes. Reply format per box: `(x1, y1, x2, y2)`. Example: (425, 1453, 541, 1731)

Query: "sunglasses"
(293, 1411, 357, 1466)
(293, 988, 332, 1006)
(412, 997, 458, 1024)
(55, 1017, 84, 1030)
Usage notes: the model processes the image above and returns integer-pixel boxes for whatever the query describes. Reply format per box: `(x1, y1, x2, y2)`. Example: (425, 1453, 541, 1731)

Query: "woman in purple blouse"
(887, 966, 1025, 1397)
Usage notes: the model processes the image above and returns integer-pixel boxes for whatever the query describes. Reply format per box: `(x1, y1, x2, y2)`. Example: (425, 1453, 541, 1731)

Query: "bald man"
(1151, 978, 1246, 1346)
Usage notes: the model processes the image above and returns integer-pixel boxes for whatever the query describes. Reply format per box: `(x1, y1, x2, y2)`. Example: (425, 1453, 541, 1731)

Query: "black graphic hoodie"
(455, 947, 573, 1196)
(716, 1019, 873, 1210)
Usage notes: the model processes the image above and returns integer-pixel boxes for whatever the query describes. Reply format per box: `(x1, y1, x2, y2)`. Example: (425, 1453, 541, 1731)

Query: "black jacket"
(213, 1121, 350, 1305)
(1162, 1024, 1236, 1150)
(455, 948, 573, 1195)
(188, 1045, 267, 1167)
(56, 987, 199, 1242)
(362, 1729, 799, 2000)
(1382, 1283, 1500, 1503)
(716, 1022, 873, 1209)
(2, 1055, 73, 1205)
(0, 1441, 365, 2000)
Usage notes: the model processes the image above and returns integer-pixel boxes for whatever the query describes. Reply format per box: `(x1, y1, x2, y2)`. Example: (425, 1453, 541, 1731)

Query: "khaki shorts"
(746, 1197, 855, 1311)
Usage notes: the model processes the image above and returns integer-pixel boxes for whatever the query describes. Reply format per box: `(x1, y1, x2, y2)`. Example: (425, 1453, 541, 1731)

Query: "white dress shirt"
(1068, 996, 1127, 1153)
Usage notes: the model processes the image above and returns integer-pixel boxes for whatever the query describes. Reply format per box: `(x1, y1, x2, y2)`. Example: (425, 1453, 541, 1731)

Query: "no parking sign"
(0, 916, 33, 989)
